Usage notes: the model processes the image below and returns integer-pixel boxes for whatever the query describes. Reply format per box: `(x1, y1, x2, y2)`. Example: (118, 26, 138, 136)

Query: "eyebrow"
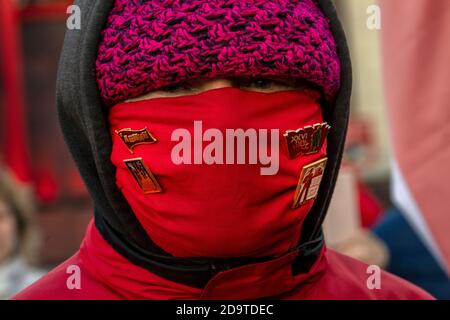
(124, 77, 317, 103)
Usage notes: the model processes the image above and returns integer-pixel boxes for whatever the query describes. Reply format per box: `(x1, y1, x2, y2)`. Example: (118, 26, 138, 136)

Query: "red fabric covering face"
(109, 87, 327, 258)
(13, 221, 434, 300)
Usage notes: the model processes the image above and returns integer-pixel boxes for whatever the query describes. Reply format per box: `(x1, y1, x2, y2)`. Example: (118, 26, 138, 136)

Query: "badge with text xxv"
(116, 127, 157, 153)
(284, 123, 330, 159)
(124, 158, 162, 194)
(292, 158, 327, 209)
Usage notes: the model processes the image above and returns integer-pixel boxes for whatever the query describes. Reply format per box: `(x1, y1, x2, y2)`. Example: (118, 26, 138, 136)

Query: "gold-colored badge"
(124, 158, 162, 194)
(292, 157, 327, 209)
(284, 123, 330, 159)
(115, 127, 157, 153)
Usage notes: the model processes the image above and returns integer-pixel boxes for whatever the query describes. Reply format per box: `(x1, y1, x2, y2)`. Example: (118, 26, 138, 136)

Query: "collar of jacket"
(95, 207, 325, 289)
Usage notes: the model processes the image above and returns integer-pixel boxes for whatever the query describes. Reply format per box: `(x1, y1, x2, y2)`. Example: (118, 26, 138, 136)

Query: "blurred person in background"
(0, 167, 44, 299)
(323, 116, 389, 268)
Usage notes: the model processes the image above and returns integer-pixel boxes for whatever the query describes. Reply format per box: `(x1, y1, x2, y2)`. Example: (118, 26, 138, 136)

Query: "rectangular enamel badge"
(284, 123, 330, 159)
(124, 158, 162, 194)
(116, 127, 157, 153)
(292, 157, 327, 209)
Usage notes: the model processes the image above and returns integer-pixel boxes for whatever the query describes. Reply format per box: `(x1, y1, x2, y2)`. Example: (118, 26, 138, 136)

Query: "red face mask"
(109, 87, 328, 258)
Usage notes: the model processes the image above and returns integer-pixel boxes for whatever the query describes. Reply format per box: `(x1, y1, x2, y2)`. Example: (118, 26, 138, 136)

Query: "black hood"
(57, 0, 351, 288)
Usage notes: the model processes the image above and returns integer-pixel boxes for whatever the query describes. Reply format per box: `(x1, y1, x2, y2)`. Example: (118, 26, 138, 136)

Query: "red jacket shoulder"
(320, 249, 435, 300)
(12, 252, 119, 300)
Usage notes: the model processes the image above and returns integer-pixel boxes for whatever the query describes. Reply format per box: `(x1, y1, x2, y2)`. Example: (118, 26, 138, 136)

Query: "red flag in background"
(0, 0, 32, 184)
(1, 0, 84, 202)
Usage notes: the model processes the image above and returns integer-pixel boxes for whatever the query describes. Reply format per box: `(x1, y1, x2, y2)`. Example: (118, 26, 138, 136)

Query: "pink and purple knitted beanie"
(96, 0, 340, 107)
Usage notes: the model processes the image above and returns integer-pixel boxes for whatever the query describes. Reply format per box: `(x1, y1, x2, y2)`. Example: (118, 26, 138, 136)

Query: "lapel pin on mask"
(115, 127, 157, 154)
(284, 122, 330, 160)
(124, 158, 162, 194)
(292, 157, 327, 209)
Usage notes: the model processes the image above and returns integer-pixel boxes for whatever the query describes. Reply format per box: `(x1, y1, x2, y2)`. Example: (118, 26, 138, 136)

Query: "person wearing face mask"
(14, 0, 433, 300)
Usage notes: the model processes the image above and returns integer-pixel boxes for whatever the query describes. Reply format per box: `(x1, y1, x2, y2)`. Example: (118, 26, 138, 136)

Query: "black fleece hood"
(57, 0, 352, 288)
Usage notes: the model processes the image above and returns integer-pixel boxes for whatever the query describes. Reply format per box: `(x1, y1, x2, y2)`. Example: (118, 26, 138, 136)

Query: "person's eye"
(238, 77, 296, 91)
(161, 84, 182, 93)
(252, 78, 274, 89)
(160, 82, 196, 93)
(238, 78, 274, 90)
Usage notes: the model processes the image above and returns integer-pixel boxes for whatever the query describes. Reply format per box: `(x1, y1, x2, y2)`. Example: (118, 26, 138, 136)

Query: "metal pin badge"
(124, 158, 162, 194)
(115, 127, 157, 153)
(284, 122, 330, 159)
(292, 157, 327, 209)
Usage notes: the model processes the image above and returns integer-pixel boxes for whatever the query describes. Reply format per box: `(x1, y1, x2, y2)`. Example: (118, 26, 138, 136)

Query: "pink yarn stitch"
(96, 0, 340, 106)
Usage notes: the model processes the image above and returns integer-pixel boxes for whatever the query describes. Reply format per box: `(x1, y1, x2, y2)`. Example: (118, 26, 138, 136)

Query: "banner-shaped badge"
(116, 127, 157, 153)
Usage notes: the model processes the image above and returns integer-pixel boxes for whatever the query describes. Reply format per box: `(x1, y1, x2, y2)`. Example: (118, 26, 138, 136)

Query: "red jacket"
(14, 221, 432, 300)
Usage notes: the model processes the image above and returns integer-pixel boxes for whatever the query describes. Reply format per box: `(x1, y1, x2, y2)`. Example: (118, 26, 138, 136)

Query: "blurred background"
(1, 0, 449, 299)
